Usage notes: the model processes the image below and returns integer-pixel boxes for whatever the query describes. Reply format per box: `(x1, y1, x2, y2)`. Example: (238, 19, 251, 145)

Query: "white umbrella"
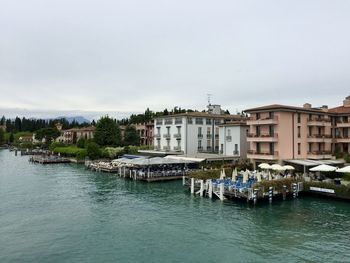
(256, 172, 262, 182)
(242, 171, 248, 183)
(220, 170, 224, 180)
(222, 168, 226, 178)
(231, 168, 237, 182)
(310, 164, 337, 172)
(283, 165, 295, 170)
(271, 164, 285, 171)
(258, 163, 271, 169)
(268, 171, 272, 180)
(336, 166, 350, 173)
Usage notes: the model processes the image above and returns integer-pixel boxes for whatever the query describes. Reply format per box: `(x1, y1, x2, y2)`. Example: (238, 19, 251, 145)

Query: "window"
(298, 127, 301, 138)
(297, 113, 301, 123)
(309, 126, 312, 137)
(344, 128, 349, 138)
(198, 127, 202, 135)
(309, 143, 312, 152)
(269, 143, 274, 154)
(227, 129, 231, 136)
(175, 118, 182, 124)
(318, 143, 322, 152)
(269, 125, 274, 137)
(298, 143, 301, 155)
(234, 144, 238, 155)
(195, 118, 203, 125)
(206, 118, 212, 125)
(165, 118, 173, 125)
(156, 119, 163, 125)
(188, 117, 193, 124)
(256, 113, 260, 120)
(269, 112, 274, 119)
(256, 142, 261, 153)
(256, 126, 261, 136)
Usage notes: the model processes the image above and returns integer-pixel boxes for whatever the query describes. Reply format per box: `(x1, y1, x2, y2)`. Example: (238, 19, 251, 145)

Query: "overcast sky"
(1, 0, 350, 119)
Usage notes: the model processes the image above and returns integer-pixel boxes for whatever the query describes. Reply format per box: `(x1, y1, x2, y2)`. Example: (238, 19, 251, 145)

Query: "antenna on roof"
(207, 93, 212, 106)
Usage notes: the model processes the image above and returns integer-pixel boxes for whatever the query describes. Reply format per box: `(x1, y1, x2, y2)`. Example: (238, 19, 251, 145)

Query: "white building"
(218, 122, 249, 159)
(153, 106, 245, 155)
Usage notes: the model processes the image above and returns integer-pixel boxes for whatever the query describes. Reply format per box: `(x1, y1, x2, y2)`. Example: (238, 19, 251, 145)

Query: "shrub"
(76, 138, 86, 148)
(86, 142, 101, 160)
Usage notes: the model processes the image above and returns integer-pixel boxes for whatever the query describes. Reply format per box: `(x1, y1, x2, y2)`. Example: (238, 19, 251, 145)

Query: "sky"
(1, 0, 350, 120)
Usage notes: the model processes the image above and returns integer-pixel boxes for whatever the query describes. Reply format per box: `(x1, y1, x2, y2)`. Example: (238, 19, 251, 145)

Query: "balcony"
(198, 134, 203, 139)
(247, 116, 278, 126)
(206, 134, 212, 139)
(197, 146, 203, 151)
(174, 133, 181, 140)
(307, 117, 331, 127)
(215, 134, 219, 139)
(247, 133, 278, 142)
(336, 120, 350, 128)
(154, 134, 161, 139)
(163, 146, 171, 151)
(163, 134, 171, 140)
(307, 151, 333, 160)
(233, 150, 240, 156)
(247, 150, 279, 160)
(174, 146, 182, 151)
(206, 146, 212, 152)
(307, 134, 332, 143)
(226, 136, 232, 142)
(335, 135, 350, 143)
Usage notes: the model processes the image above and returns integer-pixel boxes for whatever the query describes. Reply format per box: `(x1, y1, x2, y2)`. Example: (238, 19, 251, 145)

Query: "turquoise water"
(1, 150, 350, 263)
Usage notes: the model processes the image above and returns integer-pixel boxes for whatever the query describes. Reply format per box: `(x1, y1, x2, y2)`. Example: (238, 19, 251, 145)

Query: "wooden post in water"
(219, 182, 224, 201)
(208, 180, 213, 198)
(190, 178, 195, 194)
(282, 185, 287, 200)
(269, 187, 273, 203)
(253, 188, 258, 205)
(292, 183, 297, 198)
(182, 175, 186, 186)
(199, 180, 204, 197)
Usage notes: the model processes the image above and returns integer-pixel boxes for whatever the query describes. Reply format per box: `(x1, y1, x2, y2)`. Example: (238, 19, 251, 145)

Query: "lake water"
(1, 150, 350, 262)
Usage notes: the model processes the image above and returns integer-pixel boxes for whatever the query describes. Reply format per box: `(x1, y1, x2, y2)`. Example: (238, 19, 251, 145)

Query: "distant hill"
(55, 116, 91, 124)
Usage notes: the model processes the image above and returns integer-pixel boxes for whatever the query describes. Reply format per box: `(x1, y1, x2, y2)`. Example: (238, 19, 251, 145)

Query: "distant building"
(134, 121, 154, 146)
(153, 105, 246, 155)
(62, 126, 96, 144)
(18, 135, 34, 143)
(218, 121, 249, 159)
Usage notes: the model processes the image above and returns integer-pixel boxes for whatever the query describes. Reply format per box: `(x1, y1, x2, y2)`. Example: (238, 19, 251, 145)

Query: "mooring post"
(269, 187, 273, 203)
(208, 180, 213, 198)
(190, 178, 195, 194)
(182, 175, 186, 186)
(283, 185, 287, 200)
(200, 180, 204, 197)
(292, 183, 297, 198)
(253, 188, 258, 205)
(219, 182, 224, 201)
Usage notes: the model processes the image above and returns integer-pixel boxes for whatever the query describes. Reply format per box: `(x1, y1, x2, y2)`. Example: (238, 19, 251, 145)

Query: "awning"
(284, 159, 344, 167)
(164, 155, 205, 163)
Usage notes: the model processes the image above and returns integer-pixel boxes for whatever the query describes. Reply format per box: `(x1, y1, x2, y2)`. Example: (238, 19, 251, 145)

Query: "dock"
(29, 156, 71, 164)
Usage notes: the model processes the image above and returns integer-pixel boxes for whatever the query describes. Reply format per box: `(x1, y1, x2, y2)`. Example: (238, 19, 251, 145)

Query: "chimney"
(343, 96, 350, 108)
(303, 103, 312, 109)
(321, 105, 328, 112)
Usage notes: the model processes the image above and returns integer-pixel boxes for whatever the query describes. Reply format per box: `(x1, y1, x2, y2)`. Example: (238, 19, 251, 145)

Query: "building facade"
(244, 96, 350, 166)
(153, 106, 245, 155)
(61, 127, 96, 144)
(218, 122, 249, 159)
(134, 121, 154, 146)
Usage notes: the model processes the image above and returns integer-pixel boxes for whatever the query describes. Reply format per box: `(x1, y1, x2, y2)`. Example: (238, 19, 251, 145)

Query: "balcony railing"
(163, 146, 171, 151)
(215, 134, 219, 139)
(226, 136, 232, 142)
(174, 146, 181, 151)
(247, 150, 278, 156)
(154, 134, 161, 139)
(197, 146, 203, 151)
(233, 150, 239, 156)
(247, 116, 278, 125)
(198, 134, 203, 139)
(307, 151, 332, 155)
(206, 146, 212, 151)
(206, 134, 212, 139)
(307, 117, 331, 126)
(307, 134, 332, 138)
(163, 134, 171, 139)
(174, 133, 181, 139)
(247, 133, 278, 138)
(155, 146, 161, 151)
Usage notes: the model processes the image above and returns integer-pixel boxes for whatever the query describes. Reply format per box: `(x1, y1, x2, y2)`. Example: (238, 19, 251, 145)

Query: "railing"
(198, 134, 203, 139)
(233, 150, 239, 156)
(163, 146, 171, 151)
(174, 146, 181, 151)
(307, 117, 331, 122)
(307, 134, 332, 138)
(174, 133, 181, 139)
(226, 136, 232, 141)
(247, 133, 278, 138)
(163, 134, 171, 139)
(215, 134, 219, 139)
(247, 150, 278, 156)
(247, 116, 278, 125)
(206, 146, 212, 151)
(307, 151, 332, 155)
(197, 146, 203, 151)
(206, 134, 212, 139)
(154, 134, 161, 139)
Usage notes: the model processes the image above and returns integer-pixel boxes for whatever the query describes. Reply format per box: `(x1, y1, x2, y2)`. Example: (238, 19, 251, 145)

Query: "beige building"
(61, 127, 95, 144)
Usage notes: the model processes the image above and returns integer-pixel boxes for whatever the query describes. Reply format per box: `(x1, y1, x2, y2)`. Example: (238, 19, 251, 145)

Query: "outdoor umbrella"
(336, 166, 350, 173)
(310, 164, 337, 172)
(231, 168, 237, 182)
(258, 163, 271, 169)
(271, 164, 285, 171)
(283, 165, 295, 170)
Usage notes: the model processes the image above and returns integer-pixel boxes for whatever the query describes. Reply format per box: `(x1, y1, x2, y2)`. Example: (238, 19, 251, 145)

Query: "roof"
(155, 111, 244, 119)
(65, 126, 95, 132)
(328, 106, 350, 114)
(244, 104, 327, 114)
(284, 159, 344, 167)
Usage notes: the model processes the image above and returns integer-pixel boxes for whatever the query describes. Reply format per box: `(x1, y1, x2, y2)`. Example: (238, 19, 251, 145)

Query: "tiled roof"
(244, 104, 326, 113)
(65, 126, 95, 132)
(156, 111, 244, 119)
(328, 106, 350, 114)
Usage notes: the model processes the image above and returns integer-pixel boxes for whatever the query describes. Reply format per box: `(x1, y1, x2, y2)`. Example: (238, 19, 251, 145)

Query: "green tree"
(76, 138, 86, 148)
(35, 128, 61, 144)
(0, 129, 4, 145)
(9, 133, 14, 143)
(94, 116, 121, 146)
(123, 125, 140, 146)
(86, 142, 101, 160)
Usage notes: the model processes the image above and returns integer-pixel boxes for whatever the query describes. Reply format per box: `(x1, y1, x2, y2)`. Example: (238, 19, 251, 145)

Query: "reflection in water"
(1, 150, 350, 263)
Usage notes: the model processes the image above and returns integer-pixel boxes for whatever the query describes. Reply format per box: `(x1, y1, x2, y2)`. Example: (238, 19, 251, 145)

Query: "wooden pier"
(29, 156, 71, 164)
